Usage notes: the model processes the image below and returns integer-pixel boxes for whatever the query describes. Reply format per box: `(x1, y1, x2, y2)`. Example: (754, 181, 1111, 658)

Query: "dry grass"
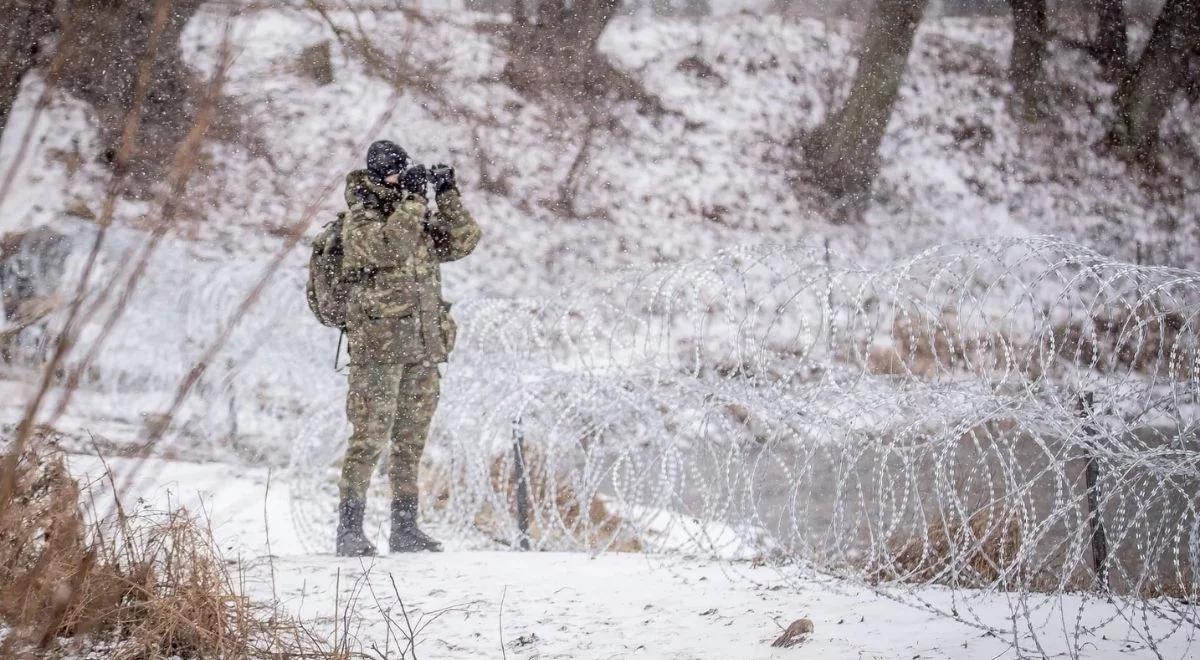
(1046, 308, 1189, 377)
(863, 304, 1193, 380)
(863, 313, 1018, 379)
(0, 438, 335, 658)
(875, 505, 1023, 588)
(422, 447, 643, 553)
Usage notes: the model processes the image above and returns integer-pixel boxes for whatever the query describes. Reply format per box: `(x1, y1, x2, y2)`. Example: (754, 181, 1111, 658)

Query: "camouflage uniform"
(337, 170, 481, 501)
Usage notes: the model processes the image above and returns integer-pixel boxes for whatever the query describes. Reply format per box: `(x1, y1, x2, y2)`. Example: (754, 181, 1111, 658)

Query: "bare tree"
(504, 0, 615, 92)
(503, 0, 664, 113)
(1, 0, 208, 190)
(57, 0, 207, 187)
(802, 0, 928, 198)
(1111, 0, 1200, 165)
(1095, 0, 1128, 79)
(0, 0, 57, 139)
(1009, 0, 1047, 119)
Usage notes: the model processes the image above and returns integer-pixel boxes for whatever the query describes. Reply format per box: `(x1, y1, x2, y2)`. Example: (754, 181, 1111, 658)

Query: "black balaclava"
(366, 140, 409, 179)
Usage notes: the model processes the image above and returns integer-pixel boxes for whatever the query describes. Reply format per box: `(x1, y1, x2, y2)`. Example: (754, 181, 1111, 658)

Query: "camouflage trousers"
(339, 360, 440, 501)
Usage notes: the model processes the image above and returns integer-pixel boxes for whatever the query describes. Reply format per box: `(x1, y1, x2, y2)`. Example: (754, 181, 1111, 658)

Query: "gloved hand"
(430, 163, 457, 196)
(401, 164, 429, 198)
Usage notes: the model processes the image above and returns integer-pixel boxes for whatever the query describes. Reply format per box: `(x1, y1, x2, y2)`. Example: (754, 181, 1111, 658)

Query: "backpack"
(306, 213, 351, 329)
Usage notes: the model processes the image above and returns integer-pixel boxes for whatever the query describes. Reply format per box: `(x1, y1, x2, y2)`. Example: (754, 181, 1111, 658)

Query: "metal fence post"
(1080, 392, 1110, 592)
(512, 417, 530, 550)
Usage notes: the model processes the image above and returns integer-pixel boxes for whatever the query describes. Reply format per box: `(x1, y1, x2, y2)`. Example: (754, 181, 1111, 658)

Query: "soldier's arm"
(342, 199, 426, 270)
(426, 191, 482, 262)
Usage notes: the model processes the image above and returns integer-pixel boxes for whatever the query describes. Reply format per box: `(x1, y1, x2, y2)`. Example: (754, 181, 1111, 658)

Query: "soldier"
(335, 140, 481, 556)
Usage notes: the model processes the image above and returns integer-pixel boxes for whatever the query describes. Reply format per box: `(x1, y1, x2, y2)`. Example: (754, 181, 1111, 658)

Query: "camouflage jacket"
(341, 169, 481, 364)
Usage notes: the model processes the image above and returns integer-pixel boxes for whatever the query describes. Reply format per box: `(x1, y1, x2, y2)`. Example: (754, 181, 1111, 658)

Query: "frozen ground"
(64, 454, 1197, 659)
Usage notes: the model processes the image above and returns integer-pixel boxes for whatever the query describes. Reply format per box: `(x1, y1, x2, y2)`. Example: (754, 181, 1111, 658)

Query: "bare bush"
(422, 445, 642, 552)
(879, 505, 1023, 588)
(0, 439, 324, 657)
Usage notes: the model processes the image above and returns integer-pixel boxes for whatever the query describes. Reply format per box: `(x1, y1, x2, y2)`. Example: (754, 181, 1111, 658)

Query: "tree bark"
(803, 0, 928, 197)
(1009, 0, 1047, 120)
(1112, 0, 1200, 165)
(1095, 0, 1128, 80)
(55, 0, 206, 185)
(537, 0, 568, 26)
(559, 0, 621, 49)
(518, 0, 619, 85)
(513, 0, 527, 26)
(0, 0, 57, 141)
(505, 0, 663, 113)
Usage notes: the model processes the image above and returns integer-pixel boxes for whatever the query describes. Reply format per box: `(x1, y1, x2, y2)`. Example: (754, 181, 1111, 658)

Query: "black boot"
(336, 497, 376, 557)
(389, 494, 442, 553)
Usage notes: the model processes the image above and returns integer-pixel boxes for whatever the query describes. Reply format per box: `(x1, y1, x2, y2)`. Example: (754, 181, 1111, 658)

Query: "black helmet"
(366, 140, 409, 178)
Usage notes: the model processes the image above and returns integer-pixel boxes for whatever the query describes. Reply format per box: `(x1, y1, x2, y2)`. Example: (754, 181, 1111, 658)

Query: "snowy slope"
(2, 6, 1196, 463)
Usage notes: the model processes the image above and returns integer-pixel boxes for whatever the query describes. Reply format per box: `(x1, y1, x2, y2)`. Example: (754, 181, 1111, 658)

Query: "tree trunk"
(1009, 0, 1047, 120)
(518, 0, 618, 84)
(803, 0, 928, 198)
(0, 0, 57, 141)
(505, 0, 662, 113)
(537, 0, 568, 26)
(560, 0, 621, 49)
(55, 0, 206, 187)
(1095, 0, 1128, 80)
(513, 0, 527, 25)
(1112, 0, 1200, 165)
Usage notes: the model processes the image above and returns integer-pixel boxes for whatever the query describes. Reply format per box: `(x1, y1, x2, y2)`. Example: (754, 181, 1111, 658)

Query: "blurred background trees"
(0, 0, 205, 192)
(0, 0, 57, 140)
(1096, 0, 1129, 78)
(1009, 0, 1048, 119)
(801, 0, 929, 198)
(1111, 0, 1200, 164)
(796, 0, 1199, 198)
(502, 0, 667, 113)
(1, 0, 1197, 204)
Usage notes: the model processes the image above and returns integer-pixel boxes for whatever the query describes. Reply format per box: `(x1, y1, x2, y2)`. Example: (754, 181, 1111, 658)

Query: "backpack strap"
(334, 328, 346, 372)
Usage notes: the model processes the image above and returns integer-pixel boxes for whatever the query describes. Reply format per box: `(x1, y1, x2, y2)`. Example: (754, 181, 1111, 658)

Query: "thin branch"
(498, 585, 508, 660)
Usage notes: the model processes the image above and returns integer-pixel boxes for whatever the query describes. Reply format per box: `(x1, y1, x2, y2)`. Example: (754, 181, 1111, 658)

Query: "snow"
(257, 552, 1013, 659)
(67, 453, 1196, 659)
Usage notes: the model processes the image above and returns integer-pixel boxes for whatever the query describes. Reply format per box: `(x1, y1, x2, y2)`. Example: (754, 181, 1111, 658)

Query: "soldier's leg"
(387, 361, 441, 498)
(387, 361, 442, 552)
(339, 361, 405, 501)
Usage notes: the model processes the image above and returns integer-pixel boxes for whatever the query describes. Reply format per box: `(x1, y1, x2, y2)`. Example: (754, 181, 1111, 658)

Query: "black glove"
(401, 164, 429, 198)
(430, 163, 457, 196)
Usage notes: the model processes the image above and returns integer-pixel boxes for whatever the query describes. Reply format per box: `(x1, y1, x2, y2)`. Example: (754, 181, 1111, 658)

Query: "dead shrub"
(863, 313, 1015, 379)
(0, 439, 321, 657)
(1047, 308, 1188, 377)
(422, 446, 642, 553)
(875, 505, 1023, 588)
(305, 1, 446, 101)
(0, 439, 90, 647)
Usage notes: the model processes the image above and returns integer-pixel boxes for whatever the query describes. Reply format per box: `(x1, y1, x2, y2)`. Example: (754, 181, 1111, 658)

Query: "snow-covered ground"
(68, 454, 1195, 659)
